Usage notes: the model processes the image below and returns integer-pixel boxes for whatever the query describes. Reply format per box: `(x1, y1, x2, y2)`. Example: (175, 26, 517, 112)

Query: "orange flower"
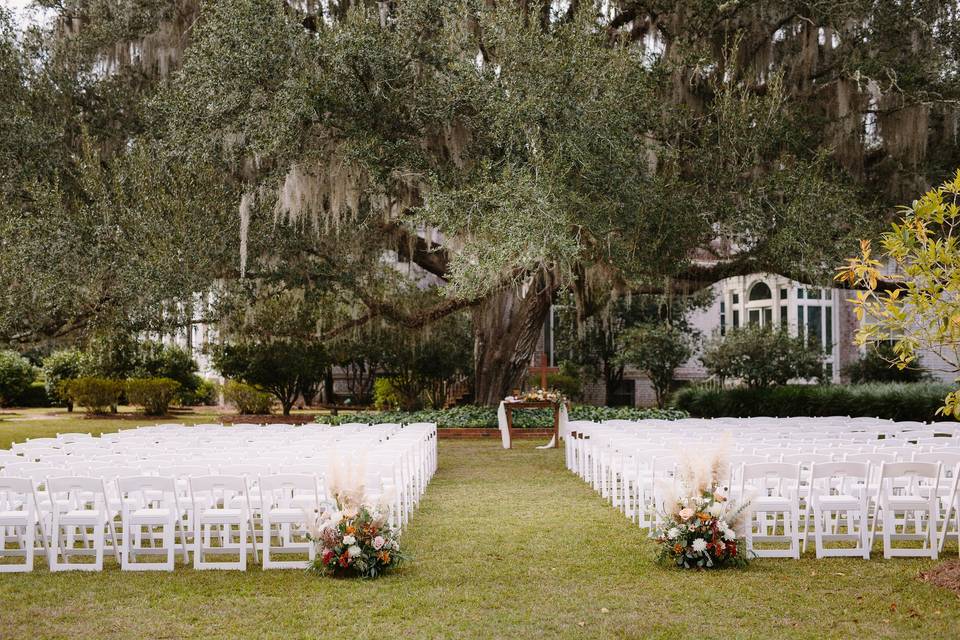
(696, 512, 711, 521)
(378, 551, 391, 564)
(346, 526, 356, 535)
(673, 543, 683, 554)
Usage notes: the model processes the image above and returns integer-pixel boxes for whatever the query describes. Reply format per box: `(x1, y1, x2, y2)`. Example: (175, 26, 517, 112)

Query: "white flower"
(723, 528, 736, 541)
(708, 503, 723, 518)
(347, 545, 362, 558)
(667, 527, 680, 540)
(342, 535, 356, 545)
(692, 538, 708, 553)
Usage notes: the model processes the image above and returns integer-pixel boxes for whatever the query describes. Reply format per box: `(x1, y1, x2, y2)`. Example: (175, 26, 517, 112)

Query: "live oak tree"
(3, 1, 960, 404)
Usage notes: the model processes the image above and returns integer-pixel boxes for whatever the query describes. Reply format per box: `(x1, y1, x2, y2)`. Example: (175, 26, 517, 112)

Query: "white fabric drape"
(497, 401, 511, 449)
(535, 403, 566, 449)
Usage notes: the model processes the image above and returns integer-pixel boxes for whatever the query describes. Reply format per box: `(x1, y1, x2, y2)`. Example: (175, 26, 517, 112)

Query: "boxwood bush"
(126, 378, 181, 416)
(315, 404, 687, 427)
(672, 383, 956, 422)
(223, 380, 274, 415)
(63, 377, 124, 414)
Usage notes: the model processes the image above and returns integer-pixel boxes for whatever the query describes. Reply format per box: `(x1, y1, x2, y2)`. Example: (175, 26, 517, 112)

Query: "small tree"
(843, 343, 928, 384)
(212, 341, 329, 415)
(378, 315, 474, 411)
(42, 349, 86, 411)
(0, 350, 36, 407)
(134, 341, 201, 402)
(620, 323, 697, 408)
(701, 325, 825, 389)
(838, 170, 960, 416)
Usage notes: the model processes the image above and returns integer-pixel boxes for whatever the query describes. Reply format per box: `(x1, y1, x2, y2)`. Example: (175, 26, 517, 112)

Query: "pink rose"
(373, 535, 385, 550)
(678, 507, 695, 521)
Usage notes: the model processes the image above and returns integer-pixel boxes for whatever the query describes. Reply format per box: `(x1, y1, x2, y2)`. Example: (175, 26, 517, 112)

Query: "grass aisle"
(1, 435, 959, 638)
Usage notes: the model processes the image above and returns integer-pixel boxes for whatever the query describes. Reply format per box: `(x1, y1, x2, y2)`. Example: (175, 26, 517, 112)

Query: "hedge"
(126, 378, 181, 416)
(315, 404, 687, 427)
(672, 383, 957, 422)
(223, 380, 273, 415)
(63, 377, 124, 414)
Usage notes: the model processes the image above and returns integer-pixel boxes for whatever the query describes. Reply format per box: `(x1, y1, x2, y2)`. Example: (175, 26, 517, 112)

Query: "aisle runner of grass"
(0, 424, 958, 638)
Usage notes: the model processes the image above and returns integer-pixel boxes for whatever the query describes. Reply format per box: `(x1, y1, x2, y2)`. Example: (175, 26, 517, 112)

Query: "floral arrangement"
(307, 501, 404, 578)
(505, 388, 565, 404)
(306, 456, 405, 578)
(651, 443, 750, 569)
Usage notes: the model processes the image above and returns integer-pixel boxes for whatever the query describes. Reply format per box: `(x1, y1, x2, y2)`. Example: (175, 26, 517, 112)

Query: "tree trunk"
(473, 275, 555, 405)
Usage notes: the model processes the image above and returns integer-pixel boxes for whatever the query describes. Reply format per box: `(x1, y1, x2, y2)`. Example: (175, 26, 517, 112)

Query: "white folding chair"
(741, 463, 802, 559)
(872, 462, 941, 559)
(0, 477, 45, 572)
(807, 462, 871, 559)
(189, 475, 255, 570)
(46, 476, 120, 571)
(258, 474, 320, 569)
(117, 476, 187, 571)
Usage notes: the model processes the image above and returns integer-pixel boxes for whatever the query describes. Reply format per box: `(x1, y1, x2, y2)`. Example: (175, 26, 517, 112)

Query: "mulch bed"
(919, 560, 960, 595)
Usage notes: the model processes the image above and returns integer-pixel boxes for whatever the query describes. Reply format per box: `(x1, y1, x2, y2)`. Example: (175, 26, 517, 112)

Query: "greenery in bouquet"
(307, 501, 405, 579)
(651, 445, 751, 569)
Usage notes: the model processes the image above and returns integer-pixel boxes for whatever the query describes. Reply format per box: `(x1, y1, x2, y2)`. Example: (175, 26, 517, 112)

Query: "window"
(719, 302, 726, 336)
(797, 288, 805, 299)
(748, 282, 772, 301)
(780, 287, 788, 300)
(797, 306, 804, 338)
(807, 305, 822, 347)
(780, 305, 788, 325)
(808, 289, 821, 300)
(732, 292, 739, 304)
(748, 309, 760, 325)
(825, 306, 833, 352)
(763, 308, 773, 325)
(733, 309, 740, 328)
(610, 379, 636, 407)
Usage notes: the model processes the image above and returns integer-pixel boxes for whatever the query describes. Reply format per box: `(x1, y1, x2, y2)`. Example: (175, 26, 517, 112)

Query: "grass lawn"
(1, 414, 958, 639)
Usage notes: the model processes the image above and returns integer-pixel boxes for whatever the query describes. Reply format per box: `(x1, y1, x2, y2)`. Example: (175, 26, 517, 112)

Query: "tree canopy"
(2, 1, 959, 402)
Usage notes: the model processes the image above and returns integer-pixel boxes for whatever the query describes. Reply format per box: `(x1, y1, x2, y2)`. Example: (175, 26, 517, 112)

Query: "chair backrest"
(258, 474, 318, 508)
(117, 475, 176, 495)
(46, 476, 108, 512)
(781, 453, 834, 465)
(809, 462, 869, 481)
(878, 461, 940, 481)
(189, 475, 248, 507)
(0, 476, 35, 512)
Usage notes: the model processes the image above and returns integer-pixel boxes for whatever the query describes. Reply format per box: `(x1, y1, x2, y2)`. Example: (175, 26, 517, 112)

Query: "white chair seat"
(198, 508, 244, 523)
(0, 510, 30, 524)
(752, 496, 792, 510)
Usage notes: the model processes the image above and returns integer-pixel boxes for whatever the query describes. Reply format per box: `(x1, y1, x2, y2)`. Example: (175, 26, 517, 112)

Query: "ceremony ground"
(1, 413, 958, 639)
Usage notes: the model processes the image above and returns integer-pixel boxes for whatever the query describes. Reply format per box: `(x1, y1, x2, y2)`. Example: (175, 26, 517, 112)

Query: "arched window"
(748, 282, 772, 301)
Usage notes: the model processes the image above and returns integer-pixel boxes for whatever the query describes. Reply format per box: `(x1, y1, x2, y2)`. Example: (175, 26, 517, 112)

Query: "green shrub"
(179, 377, 219, 406)
(843, 343, 928, 384)
(0, 350, 37, 407)
(42, 349, 86, 410)
(223, 380, 273, 415)
(701, 325, 825, 387)
(63, 377, 124, 414)
(125, 378, 181, 416)
(672, 383, 955, 422)
(373, 377, 404, 410)
(315, 404, 687, 427)
(527, 367, 583, 400)
(15, 381, 50, 407)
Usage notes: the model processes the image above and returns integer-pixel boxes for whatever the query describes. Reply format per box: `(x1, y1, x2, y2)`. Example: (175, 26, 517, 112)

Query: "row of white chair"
(0, 422, 437, 572)
(565, 418, 960, 560)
